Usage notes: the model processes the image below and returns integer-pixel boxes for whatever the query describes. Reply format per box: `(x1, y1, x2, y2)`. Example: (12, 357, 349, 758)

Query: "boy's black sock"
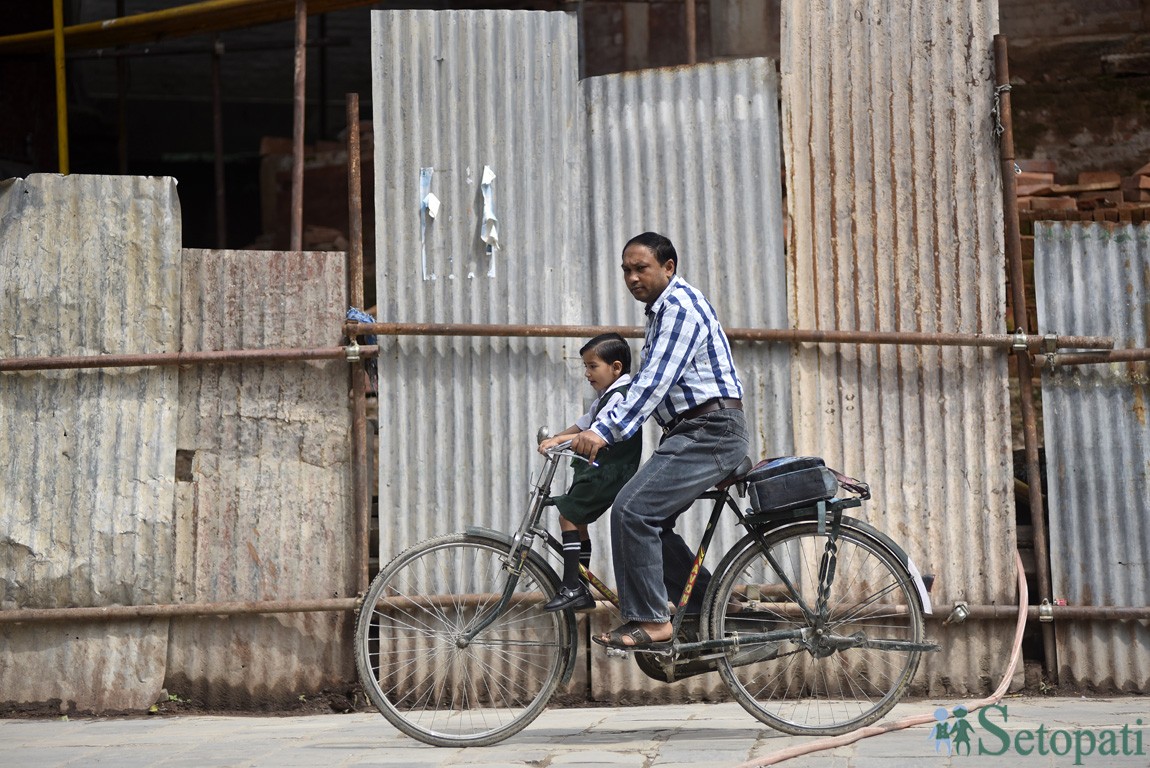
(579, 539, 592, 581)
(561, 530, 582, 589)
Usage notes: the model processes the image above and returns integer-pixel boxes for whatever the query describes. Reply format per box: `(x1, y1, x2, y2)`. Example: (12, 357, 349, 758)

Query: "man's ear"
(665, 258, 676, 275)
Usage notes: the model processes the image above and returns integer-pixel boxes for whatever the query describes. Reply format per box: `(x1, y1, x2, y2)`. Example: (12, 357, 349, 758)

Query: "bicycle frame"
(464, 448, 937, 658)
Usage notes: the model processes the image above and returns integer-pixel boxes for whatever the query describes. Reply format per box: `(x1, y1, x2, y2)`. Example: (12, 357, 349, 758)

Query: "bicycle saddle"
(715, 456, 754, 491)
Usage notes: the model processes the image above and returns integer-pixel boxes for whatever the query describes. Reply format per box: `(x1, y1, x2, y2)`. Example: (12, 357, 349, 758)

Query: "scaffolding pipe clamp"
(1043, 334, 1058, 369)
(944, 601, 970, 626)
(345, 341, 360, 362)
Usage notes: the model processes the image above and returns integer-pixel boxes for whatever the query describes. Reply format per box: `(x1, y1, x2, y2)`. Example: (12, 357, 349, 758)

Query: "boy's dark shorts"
(552, 460, 636, 525)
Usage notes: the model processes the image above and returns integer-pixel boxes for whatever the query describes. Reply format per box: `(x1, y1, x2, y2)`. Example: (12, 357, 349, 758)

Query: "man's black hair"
(580, 332, 632, 375)
(624, 231, 678, 273)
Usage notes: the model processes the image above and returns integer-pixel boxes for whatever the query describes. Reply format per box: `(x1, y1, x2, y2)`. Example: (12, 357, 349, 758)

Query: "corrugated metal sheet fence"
(0, 175, 355, 711)
(169, 248, 355, 708)
(370, 10, 790, 702)
(1, 174, 181, 711)
(1035, 222, 1150, 691)
(370, 5, 1036, 700)
(781, 0, 1016, 695)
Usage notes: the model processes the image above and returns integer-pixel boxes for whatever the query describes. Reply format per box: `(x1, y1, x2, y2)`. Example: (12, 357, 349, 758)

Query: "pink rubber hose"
(735, 549, 1029, 768)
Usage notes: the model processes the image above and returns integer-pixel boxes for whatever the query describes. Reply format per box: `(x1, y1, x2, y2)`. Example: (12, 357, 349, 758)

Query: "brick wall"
(999, 0, 1150, 41)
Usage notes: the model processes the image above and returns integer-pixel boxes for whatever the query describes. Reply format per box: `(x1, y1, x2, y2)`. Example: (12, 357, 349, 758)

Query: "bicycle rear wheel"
(354, 532, 576, 747)
(703, 520, 924, 736)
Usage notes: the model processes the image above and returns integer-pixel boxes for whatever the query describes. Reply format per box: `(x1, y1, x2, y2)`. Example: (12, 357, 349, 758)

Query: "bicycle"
(354, 431, 940, 747)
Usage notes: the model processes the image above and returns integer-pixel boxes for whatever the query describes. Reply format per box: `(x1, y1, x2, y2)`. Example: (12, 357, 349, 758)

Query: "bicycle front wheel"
(703, 521, 925, 736)
(354, 532, 576, 747)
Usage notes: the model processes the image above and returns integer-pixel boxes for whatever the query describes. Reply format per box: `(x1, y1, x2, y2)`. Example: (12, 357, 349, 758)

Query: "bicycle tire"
(702, 520, 924, 736)
(354, 532, 577, 747)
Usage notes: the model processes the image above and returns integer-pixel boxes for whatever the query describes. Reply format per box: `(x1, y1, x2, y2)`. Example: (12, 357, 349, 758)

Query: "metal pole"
(1047, 348, 1150, 366)
(211, 35, 228, 248)
(318, 14, 328, 140)
(1, 329, 1116, 375)
(346, 93, 370, 594)
(290, 0, 307, 251)
(995, 33, 1058, 679)
(5, 594, 1148, 626)
(115, 0, 127, 175)
(0, 346, 362, 373)
(52, 0, 69, 174)
(685, 0, 697, 65)
(346, 321, 1113, 352)
(934, 604, 1150, 621)
(0, 597, 360, 625)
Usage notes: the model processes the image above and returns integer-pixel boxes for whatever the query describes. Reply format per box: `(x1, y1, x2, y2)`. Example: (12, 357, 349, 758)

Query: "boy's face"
(582, 351, 624, 393)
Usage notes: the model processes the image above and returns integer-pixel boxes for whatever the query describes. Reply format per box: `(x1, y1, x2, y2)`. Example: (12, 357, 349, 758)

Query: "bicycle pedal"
(601, 643, 675, 659)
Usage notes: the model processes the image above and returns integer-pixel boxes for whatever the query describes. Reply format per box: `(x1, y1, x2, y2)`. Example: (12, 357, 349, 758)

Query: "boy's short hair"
(580, 332, 632, 374)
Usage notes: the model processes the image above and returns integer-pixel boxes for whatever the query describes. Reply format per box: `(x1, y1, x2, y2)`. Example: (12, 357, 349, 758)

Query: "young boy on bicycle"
(537, 332, 643, 612)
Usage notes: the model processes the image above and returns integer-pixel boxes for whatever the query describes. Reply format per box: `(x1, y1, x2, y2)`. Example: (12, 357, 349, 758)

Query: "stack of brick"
(251, 123, 378, 309)
(1015, 159, 1150, 213)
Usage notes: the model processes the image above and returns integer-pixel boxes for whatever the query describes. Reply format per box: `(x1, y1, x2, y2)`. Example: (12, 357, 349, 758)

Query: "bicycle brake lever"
(549, 448, 598, 468)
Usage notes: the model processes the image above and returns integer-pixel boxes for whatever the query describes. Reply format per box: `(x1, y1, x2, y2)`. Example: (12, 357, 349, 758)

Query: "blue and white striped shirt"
(591, 275, 743, 443)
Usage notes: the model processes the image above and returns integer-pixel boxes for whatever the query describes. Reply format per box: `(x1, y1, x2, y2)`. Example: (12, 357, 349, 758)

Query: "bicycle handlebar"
(544, 440, 598, 467)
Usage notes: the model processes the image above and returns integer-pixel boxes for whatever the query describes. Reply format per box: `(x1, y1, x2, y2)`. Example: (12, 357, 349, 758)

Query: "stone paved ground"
(3, 696, 1147, 767)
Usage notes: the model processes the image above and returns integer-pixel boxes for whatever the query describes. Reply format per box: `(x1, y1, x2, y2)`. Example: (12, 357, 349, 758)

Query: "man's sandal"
(592, 621, 673, 653)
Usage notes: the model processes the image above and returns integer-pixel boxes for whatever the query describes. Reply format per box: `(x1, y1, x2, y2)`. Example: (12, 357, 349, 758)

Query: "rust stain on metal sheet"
(782, 2, 1012, 695)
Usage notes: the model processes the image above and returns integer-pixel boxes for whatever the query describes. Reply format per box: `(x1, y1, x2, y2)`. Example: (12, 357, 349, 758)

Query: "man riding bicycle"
(571, 231, 750, 651)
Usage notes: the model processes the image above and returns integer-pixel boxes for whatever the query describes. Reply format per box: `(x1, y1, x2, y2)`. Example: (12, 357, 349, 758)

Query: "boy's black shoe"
(543, 583, 594, 612)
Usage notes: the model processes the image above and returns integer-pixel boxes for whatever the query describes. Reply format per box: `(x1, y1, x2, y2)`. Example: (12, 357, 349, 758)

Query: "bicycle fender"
(837, 516, 933, 615)
(464, 526, 581, 684)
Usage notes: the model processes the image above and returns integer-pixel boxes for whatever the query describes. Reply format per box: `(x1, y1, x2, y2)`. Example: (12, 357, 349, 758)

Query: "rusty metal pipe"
(995, 34, 1057, 678)
(346, 92, 370, 594)
(3, 328, 1117, 375)
(115, 0, 128, 175)
(290, 0, 306, 251)
(5, 595, 1147, 625)
(725, 329, 1110, 350)
(0, 597, 360, 625)
(932, 604, 1150, 621)
(346, 321, 1112, 352)
(211, 34, 227, 248)
(1046, 348, 1150, 366)
(318, 15, 328, 140)
(52, 0, 69, 174)
(0, 346, 365, 372)
(685, 0, 697, 65)
(0, 593, 539, 625)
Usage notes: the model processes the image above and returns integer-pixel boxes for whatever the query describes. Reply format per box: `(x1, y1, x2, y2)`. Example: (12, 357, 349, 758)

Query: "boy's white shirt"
(573, 374, 632, 432)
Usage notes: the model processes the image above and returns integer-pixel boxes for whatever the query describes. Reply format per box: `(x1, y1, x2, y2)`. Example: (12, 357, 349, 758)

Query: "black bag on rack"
(745, 456, 839, 513)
